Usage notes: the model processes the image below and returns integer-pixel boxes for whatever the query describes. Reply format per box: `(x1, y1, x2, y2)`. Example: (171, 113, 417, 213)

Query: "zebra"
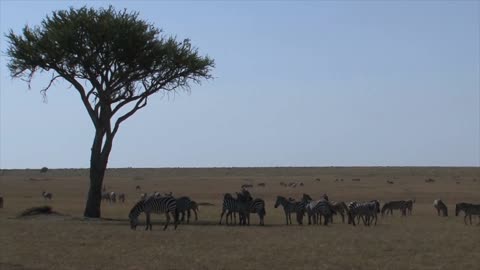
(329, 201, 349, 223)
(348, 201, 379, 226)
(102, 192, 111, 202)
(218, 193, 250, 225)
(109, 192, 117, 203)
(274, 196, 306, 225)
(135, 185, 141, 191)
(381, 200, 408, 216)
(176, 196, 199, 223)
(305, 199, 336, 225)
(128, 196, 178, 231)
(118, 193, 126, 203)
(455, 203, 480, 225)
(245, 198, 266, 226)
(42, 191, 53, 200)
(406, 199, 415, 215)
(433, 199, 448, 217)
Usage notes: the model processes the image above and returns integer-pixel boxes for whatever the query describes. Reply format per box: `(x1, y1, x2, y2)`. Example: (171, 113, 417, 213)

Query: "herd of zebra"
(127, 190, 480, 230)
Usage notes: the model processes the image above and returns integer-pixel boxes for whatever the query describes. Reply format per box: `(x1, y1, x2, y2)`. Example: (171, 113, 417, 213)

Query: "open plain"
(0, 167, 479, 270)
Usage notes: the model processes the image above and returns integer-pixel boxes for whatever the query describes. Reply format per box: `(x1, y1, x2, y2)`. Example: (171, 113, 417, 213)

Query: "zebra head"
(129, 215, 138, 230)
(274, 196, 283, 208)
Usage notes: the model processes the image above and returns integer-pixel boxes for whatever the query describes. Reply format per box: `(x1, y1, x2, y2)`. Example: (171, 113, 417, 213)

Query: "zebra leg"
(174, 210, 179, 230)
(145, 213, 151, 231)
(464, 214, 468, 225)
(341, 212, 345, 223)
(285, 211, 290, 225)
(187, 209, 191, 224)
(163, 212, 170, 231)
(219, 209, 226, 225)
(194, 209, 198, 221)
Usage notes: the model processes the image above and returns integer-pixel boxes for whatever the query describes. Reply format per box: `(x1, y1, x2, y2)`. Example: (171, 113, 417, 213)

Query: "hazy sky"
(0, 1, 479, 169)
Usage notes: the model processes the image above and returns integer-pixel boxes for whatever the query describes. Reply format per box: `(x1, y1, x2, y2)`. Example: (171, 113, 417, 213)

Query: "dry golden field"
(0, 167, 479, 270)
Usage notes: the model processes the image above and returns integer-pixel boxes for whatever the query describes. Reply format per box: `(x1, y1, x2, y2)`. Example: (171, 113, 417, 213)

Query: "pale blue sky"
(0, 1, 479, 169)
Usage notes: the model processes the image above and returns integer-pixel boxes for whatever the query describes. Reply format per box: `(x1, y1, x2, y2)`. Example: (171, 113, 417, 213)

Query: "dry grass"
(0, 167, 479, 270)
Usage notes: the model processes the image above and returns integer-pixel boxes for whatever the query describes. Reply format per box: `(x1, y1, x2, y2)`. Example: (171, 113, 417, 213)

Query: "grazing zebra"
(329, 201, 349, 223)
(381, 200, 408, 216)
(176, 196, 198, 223)
(42, 191, 53, 200)
(406, 199, 415, 215)
(348, 201, 379, 226)
(118, 193, 126, 203)
(455, 203, 480, 225)
(433, 199, 448, 217)
(128, 196, 178, 231)
(218, 193, 249, 225)
(274, 196, 306, 225)
(305, 199, 336, 225)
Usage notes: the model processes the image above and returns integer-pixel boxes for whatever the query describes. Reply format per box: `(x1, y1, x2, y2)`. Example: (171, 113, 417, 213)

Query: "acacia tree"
(6, 6, 214, 217)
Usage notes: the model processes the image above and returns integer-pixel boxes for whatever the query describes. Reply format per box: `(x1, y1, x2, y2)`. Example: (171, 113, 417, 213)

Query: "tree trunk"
(83, 127, 113, 218)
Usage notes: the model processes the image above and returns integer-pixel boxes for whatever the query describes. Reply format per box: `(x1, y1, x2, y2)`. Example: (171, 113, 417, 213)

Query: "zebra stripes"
(348, 201, 379, 226)
(246, 198, 266, 226)
(274, 196, 306, 225)
(128, 196, 178, 231)
(455, 203, 480, 225)
(305, 199, 336, 225)
(218, 193, 250, 225)
(433, 199, 448, 217)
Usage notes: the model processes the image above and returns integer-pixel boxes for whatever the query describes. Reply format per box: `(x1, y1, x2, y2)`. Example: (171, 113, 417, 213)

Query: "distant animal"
(387, 180, 394, 184)
(241, 184, 253, 189)
(128, 196, 178, 231)
(455, 203, 480, 225)
(315, 178, 321, 182)
(406, 199, 415, 215)
(0, 196, 3, 208)
(334, 179, 339, 182)
(257, 183, 266, 187)
(109, 192, 116, 203)
(102, 192, 111, 202)
(352, 178, 360, 182)
(135, 185, 141, 191)
(433, 199, 448, 216)
(299, 182, 304, 186)
(381, 200, 408, 216)
(425, 178, 435, 183)
(118, 193, 126, 203)
(42, 191, 53, 200)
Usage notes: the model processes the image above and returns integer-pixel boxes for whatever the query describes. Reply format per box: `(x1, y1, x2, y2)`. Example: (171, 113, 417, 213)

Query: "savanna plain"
(1, 167, 479, 270)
